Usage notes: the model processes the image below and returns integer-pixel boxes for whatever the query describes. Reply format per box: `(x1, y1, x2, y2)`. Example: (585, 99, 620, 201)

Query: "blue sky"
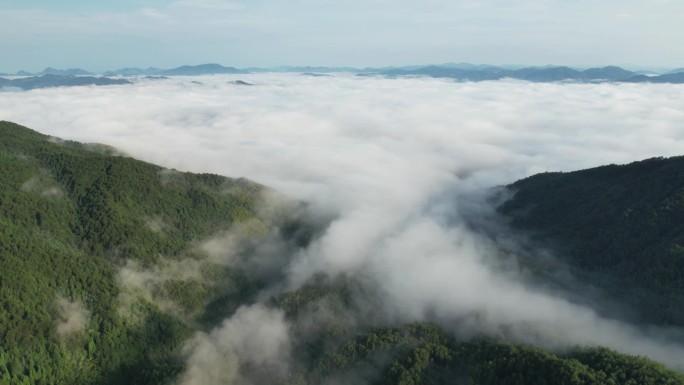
(1, 0, 683, 72)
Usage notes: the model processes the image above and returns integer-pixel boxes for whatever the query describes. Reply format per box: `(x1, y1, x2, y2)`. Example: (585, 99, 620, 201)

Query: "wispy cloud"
(180, 304, 290, 385)
(54, 296, 90, 336)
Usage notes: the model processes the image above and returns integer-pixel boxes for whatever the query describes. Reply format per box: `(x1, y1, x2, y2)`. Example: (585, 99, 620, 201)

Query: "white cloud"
(54, 296, 90, 336)
(179, 304, 290, 385)
(2, 75, 684, 370)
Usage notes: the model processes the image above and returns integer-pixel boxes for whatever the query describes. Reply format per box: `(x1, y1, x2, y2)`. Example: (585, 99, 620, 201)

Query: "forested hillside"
(277, 281, 684, 385)
(0, 121, 265, 384)
(499, 156, 684, 326)
(1, 121, 682, 384)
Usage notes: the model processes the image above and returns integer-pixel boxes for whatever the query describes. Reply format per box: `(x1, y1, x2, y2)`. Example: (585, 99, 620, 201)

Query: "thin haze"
(2, 75, 684, 373)
(1, 0, 684, 72)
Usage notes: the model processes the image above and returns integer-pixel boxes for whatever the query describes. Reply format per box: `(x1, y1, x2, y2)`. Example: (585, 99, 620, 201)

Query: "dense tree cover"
(498, 156, 684, 325)
(1, 121, 682, 384)
(0, 121, 263, 384)
(279, 319, 684, 385)
(270, 279, 684, 385)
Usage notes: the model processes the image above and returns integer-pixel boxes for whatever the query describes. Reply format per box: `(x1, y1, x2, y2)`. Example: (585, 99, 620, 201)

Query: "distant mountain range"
(623, 72, 684, 84)
(374, 65, 684, 83)
(13, 63, 248, 77)
(0, 74, 131, 90)
(102, 67, 163, 76)
(3, 63, 684, 88)
(12, 67, 95, 77)
(93, 63, 247, 76)
(244, 65, 362, 73)
(157, 63, 248, 76)
(38, 67, 94, 76)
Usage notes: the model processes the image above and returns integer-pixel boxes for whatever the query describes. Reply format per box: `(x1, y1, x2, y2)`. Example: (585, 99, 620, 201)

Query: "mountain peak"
(159, 63, 249, 76)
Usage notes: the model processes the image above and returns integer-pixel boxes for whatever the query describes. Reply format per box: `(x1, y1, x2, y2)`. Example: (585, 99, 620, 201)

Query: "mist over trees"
(0, 121, 266, 384)
(1, 120, 684, 384)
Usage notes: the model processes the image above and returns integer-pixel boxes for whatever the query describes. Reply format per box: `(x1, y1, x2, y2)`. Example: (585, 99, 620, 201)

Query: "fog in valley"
(2, 74, 684, 379)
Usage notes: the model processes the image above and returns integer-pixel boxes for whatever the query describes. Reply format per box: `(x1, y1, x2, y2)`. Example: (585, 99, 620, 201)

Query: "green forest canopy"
(499, 156, 684, 325)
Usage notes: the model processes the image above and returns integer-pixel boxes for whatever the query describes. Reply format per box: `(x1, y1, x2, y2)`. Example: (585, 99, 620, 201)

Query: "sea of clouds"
(2, 74, 684, 378)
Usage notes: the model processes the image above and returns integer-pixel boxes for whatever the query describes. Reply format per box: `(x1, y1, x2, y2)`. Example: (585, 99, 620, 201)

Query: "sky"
(1, 0, 683, 72)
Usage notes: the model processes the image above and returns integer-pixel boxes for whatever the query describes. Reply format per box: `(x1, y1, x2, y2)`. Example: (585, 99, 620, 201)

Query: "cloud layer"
(2, 75, 684, 372)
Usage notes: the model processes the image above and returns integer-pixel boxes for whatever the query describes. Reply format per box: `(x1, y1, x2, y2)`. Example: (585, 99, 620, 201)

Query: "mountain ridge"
(6, 63, 684, 84)
(498, 156, 684, 325)
(0, 74, 131, 90)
